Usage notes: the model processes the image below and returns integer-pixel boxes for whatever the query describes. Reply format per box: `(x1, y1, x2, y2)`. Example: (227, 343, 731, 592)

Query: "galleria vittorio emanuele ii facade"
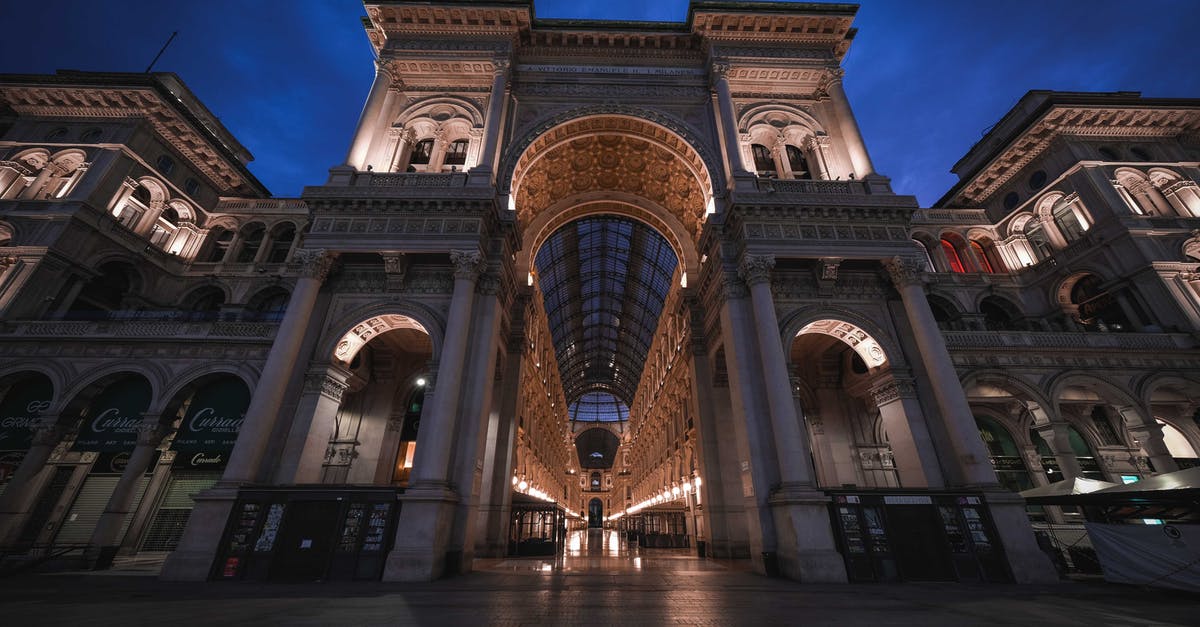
(0, 0, 1198, 585)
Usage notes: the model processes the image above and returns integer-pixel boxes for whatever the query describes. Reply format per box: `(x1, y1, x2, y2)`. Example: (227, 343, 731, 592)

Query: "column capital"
(720, 274, 748, 299)
(738, 254, 776, 286)
(709, 62, 731, 89)
(869, 378, 916, 407)
(450, 250, 485, 281)
(304, 370, 350, 403)
(883, 256, 927, 289)
(491, 58, 511, 76)
(293, 248, 335, 281)
(375, 58, 402, 85)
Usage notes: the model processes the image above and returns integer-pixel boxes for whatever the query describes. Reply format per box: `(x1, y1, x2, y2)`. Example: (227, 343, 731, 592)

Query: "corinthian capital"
(738, 254, 776, 286)
(293, 248, 335, 281)
(883, 256, 926, 288)
(450, 250, 485, 281)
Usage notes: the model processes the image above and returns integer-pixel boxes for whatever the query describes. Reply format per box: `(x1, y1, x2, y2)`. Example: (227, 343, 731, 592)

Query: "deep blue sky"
(4, 1, 1199, 206)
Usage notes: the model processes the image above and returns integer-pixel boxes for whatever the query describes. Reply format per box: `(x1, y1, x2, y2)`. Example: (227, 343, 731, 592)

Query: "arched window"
(1024, 221, 1053, 262)
(970, 241, 994, 273)
(786, 145, 811, 180)
(940, 239, 965, 273)
(1130, 147, 1152, 161)
(751, 144, 776, 176)
(266, 223, 295, 263)
(236, 224, 265, 263)
(1098, 147, 1119, 161)
(980, 296, 1021, 331)
(442, 139, 468, 168)
(66, 262, 136, 319)
(409, 139, 434, 167)
(183, 286, 225, 321)
(202, 228, 233, 263)
(1052, 201, 1088, 243)
(246, 287, 290, 322)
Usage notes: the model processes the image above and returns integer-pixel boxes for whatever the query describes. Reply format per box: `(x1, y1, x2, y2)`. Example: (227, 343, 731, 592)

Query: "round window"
(44, 127, 68, 141)
(80, 128, 103, 142)
(184, 178, 200, 196)
(1028, 170, 1047, 190)
(156, 155, 175, 175)
(1003, 192, 1020, 211)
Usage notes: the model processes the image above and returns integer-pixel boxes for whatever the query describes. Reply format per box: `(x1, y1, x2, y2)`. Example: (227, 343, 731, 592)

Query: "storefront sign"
(0, 377, 53, 451)
(172, 378, 250, 454)
(173, 450, 229, 470)
(883, 495, 933, 505)
(72, 378, 151, 452)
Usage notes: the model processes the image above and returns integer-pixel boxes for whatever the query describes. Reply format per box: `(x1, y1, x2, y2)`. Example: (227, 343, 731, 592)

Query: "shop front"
(141, 377, 249, 552)
(213, 486, 401, 582)
(0, 373, 53, 495)
(828, 490, 1011, 583)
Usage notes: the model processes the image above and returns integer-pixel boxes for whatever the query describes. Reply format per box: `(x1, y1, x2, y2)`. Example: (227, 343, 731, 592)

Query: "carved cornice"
(305, 372, 349, 403)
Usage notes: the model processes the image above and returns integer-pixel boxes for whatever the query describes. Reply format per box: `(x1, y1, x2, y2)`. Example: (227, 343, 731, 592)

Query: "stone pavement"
(1, 530, 1196, 626)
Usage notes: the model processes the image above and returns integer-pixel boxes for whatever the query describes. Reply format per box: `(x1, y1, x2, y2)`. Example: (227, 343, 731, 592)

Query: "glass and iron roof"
(535, 216, 678, 414)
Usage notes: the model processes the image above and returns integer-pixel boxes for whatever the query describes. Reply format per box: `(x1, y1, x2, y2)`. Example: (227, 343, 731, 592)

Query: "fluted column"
(408, 250, 483, 488)
(884, 257, 996, 486)
(820, 68, 875, 178)
(276, 366, 353, 484)
(223, 249, 334, 484)
(711, 62, 750, 179)
(88, 415, 168, 565)
(0, 417, 64, 545)
(473, 59, 510, 175)
(739, 255, 816, 488)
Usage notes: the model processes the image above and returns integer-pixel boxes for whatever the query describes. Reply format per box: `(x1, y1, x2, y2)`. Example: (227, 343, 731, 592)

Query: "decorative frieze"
(309, 216, 483, 237)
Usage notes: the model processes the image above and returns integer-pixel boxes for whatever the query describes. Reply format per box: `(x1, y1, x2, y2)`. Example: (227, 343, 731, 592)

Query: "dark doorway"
(268, 501, 342, 582)
(886, 505, 955, 581)
(588, 498, 603, 528)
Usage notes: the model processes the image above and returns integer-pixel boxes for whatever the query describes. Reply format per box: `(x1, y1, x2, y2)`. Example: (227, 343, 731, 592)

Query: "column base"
(768, 487, 848, 583)
(382, 486, 459, 582)
(159, 485, 239, 582)
(981, 488, 1059, 584)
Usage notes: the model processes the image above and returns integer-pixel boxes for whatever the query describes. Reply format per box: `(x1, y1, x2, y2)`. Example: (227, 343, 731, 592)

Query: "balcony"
(0, 318, 279, 341)
(942, 330, 1194, 351)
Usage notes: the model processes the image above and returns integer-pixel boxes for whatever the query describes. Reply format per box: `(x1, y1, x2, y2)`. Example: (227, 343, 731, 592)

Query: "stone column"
(772, 137, 794, 180)
(160, 249, 332, 582)
(820, 68, 875, 178)
(386, 127, 415, 173)
(472, 59, 510, 178)
(345, 60, 396, 170)
(408, 250, 482, 487)
(275, 365, 353, 484)
(1117, 406, 1179, 474)
(88, 416, 168, 566)
(884, 257, 996, 487)
(711, 63, 751, 180)
(884, 259, 1056, 583)
(476, 320, 525, 558)
(0, 417, 64, 546)
(869, 376, 944, 488)
(738, 255, 846, 583)
(738, 255, 817, 488)
(385, 250, 482, 582)
(1034, 422, 1082, 480)
(18, 165, 58, 200)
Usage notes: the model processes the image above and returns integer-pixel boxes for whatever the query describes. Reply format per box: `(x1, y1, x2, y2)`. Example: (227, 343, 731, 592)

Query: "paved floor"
(2, 529, 1196, 626)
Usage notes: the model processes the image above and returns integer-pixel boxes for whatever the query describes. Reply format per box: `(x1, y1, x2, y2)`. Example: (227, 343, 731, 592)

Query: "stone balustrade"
(0, 319, 279, 340)
(943, 330, 1194, 351)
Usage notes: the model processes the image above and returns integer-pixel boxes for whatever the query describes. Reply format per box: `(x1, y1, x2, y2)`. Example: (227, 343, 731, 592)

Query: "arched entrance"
(497, 113, 718, 561)
(588, 498, 603, 528)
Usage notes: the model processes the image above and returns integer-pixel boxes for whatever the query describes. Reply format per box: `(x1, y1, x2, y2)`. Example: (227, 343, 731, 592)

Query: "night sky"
(3, 1, 1199, 206)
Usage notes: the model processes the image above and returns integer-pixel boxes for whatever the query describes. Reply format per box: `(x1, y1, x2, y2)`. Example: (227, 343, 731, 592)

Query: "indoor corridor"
(479, 528, 731, 575)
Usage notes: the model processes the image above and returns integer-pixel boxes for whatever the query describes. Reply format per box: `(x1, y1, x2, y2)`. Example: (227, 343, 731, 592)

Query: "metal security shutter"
(54, 475, 150, 546)
(17, 466, 74, 545)
(140, 471, 220, 552)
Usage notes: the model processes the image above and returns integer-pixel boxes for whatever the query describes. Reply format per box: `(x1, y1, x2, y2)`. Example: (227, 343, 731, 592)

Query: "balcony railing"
(0, 319, 279, 340)
(942, 330, 1193, 351)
